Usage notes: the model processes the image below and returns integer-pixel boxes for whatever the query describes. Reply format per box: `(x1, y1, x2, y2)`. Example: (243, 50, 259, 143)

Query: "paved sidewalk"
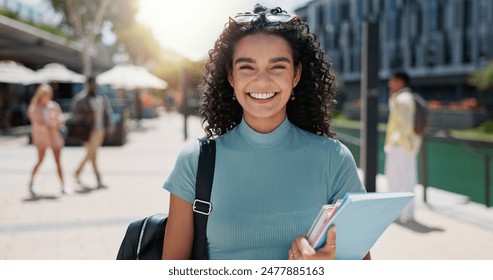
(0, 111, 492, 259)
(371, 177, 493, 259)
(0, 112, 204, 259)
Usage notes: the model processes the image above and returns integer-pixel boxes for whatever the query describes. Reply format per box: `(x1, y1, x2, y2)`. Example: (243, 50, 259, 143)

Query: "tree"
(469, 61, 493, 114)
(469, 60, 493, 91)
(48, 0, 201, 97)
(115, 22, 161, 65)
(155, 55, 205, 92)
(50, 0, 139, 76)
(106, 1, 163, 65)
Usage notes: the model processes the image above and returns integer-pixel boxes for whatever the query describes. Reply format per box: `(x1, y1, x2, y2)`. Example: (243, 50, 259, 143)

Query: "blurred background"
(2, 0, 492, 204)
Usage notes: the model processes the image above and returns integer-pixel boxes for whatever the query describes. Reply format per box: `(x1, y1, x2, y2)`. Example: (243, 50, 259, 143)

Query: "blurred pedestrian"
(71, 77, 113, 189)
(162, 4, 368, 260)
(384, 71, 421, 222)
(164, 92, 175, 113)
(133, 88, 143, 125)
(0, 84, 13, 133)
(28, 83, 73, 197)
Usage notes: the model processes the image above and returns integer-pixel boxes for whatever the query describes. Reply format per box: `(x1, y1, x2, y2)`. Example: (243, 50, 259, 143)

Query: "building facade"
(295, 0, 493, 112)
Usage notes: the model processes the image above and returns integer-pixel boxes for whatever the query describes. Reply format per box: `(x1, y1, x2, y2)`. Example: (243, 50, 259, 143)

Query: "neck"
(243, 114, 286, 134)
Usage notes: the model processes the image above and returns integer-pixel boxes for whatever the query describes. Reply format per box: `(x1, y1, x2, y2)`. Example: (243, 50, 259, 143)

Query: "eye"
(272, 64, 287, 70)
(239, 64, 254, 70)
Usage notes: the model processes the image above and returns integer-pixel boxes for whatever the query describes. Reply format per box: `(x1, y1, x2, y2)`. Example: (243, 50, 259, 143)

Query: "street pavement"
(0, 110, 492, 260)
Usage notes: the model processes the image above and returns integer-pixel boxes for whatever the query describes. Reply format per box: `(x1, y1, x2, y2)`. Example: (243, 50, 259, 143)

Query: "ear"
(227, 67, 234, 88)
(293, 63, 302, 87)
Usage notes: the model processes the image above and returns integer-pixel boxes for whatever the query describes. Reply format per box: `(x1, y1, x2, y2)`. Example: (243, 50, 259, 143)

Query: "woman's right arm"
(162, 194, 194, 259)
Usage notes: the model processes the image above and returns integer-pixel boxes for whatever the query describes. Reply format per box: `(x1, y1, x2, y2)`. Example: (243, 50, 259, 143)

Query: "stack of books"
(306, 199, 343, 247)
(305, 192, 414, 259)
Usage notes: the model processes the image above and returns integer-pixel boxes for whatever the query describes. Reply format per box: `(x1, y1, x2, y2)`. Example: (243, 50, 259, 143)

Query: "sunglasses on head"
(233, 7, 295, 23)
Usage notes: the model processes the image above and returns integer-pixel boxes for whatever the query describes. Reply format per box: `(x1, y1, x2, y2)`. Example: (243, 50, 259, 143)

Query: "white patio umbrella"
(36, 63, 86, 83)
(96, 64, 168, 90)
(0, 60, 45, 85)
(134, 66, 168, 90)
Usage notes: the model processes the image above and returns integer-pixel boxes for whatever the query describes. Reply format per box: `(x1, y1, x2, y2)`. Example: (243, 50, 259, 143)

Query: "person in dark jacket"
(71, 76, 113, 189)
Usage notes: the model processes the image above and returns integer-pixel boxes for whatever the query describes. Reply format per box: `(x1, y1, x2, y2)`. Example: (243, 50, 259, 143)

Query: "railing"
(336, 131, 360, 147)
(336, 129, 492, 207)
(438, 132, 493, 208)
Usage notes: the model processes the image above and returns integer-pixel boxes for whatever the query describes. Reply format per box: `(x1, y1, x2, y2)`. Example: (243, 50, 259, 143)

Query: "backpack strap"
(192, 138, 216, 260)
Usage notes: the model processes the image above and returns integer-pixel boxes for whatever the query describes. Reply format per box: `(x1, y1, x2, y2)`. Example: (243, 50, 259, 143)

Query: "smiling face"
(228, 34, 301, 133)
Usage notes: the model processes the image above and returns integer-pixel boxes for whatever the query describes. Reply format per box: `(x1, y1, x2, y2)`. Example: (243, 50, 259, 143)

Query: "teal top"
(163, 117, 366, 260)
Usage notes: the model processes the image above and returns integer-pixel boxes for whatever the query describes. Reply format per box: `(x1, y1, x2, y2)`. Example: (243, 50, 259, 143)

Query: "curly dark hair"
(200, 4, 338, 138)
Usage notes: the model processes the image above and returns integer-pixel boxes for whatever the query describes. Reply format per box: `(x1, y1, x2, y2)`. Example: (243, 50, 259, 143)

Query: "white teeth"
(249, 92, 276, 100)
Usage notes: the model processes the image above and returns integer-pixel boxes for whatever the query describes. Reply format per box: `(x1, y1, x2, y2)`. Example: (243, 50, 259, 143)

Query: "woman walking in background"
(28, 83, 73, 197)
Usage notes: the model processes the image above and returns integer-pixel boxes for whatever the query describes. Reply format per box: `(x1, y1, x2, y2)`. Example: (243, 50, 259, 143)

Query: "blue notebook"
(311, 192, 414, 259)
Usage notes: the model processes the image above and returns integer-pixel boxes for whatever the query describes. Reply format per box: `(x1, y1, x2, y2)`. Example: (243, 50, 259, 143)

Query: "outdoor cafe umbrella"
(96, 64, 168, 90)
(0, 60, 45, 85)
(36, 63, 86, 83)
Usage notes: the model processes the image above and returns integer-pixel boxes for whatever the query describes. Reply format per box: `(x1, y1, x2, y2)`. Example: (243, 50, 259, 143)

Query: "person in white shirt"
(384, 71, 421, 222)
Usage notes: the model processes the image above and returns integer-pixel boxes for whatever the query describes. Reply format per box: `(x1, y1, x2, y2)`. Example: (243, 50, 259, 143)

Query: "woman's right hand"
(288, 225, 336, 260)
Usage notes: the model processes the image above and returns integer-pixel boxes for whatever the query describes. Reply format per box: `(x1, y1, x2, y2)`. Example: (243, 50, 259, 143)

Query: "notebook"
(308, 192, 414, 259)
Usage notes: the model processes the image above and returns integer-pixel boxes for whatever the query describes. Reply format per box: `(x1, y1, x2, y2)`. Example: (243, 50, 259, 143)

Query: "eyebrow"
(269, 57, 291, 63)
(234, 57, 255, 64)
(234, 56, 291, 65)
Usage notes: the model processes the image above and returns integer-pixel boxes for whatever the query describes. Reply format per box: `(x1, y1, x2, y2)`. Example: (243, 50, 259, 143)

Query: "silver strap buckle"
(193, 199, 212, 215)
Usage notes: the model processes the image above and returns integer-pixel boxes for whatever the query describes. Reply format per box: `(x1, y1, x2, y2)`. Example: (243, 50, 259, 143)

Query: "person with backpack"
(384, 71, 423, 223)
(161, 4, 369, 260)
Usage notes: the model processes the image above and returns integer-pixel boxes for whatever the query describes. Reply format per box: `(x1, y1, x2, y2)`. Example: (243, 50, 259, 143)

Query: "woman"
(28, 83, 73, 197)
(162, 5, 368, 260)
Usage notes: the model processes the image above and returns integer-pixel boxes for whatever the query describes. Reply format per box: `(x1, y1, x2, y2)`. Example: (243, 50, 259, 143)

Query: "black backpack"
(116, 213, 168, 260)
(413, 92, 428, 135)
(116, 138, 216, 260)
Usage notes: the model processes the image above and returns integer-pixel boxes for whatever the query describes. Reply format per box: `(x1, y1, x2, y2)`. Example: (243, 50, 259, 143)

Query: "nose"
(254, 69, 271, 84)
